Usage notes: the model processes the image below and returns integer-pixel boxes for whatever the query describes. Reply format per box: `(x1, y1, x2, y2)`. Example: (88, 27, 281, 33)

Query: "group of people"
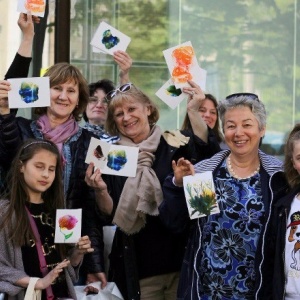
(0, 11, 299, 300)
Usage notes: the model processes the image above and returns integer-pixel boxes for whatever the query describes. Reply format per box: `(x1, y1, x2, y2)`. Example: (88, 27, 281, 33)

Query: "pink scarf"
(36, 115, 79, 165)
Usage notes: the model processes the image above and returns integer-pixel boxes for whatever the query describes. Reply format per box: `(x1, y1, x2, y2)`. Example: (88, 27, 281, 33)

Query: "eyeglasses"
(226, 93, 259, 101)
(104, 83, 133, 102)
(88, 97, 109, 107)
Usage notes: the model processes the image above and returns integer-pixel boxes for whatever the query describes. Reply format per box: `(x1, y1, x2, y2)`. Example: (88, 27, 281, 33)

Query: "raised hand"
(172, 157, 195, 187)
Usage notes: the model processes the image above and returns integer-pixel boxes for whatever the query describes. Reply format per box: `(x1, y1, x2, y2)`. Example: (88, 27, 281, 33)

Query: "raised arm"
(113, 50, 132, 85)
(182, 81, 209, 142)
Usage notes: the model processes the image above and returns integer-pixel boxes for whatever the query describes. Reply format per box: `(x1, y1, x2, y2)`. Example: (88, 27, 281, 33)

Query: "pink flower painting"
(59, 215, 78, 241)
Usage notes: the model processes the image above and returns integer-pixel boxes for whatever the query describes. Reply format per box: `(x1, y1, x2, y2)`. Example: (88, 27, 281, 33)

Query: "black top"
(22, 202, 69, 299)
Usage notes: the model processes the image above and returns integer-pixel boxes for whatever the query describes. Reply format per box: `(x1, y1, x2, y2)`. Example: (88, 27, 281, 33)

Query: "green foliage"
(186, 182, 217, 216)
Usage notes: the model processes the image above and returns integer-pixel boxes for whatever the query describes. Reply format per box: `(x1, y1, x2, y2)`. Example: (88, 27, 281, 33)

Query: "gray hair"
(218, 95, 267, 131)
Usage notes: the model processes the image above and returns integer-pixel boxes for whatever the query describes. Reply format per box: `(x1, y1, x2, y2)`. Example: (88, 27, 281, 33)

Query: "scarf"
(36, 114, 79, 165)
(112, 125, 163, 234)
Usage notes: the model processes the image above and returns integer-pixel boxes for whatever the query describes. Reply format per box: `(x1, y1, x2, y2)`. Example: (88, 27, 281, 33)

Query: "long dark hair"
(284, 123, 300, 189)
(0, 139, 64, 246)
(181, 93, 223, 143)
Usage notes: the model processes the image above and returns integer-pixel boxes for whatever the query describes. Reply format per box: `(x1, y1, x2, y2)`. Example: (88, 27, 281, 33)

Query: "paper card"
(183, 172, 220, 219)
(92, 46, 107, 54)
(163, 41, 207, 90)
(54, 209, 82, 244)
(90, 21, 131, 55)
(17, 0, 46, 17)
(85, 137, 139, 177)
(155, 78, 187, 109)
(7, 77, 50, 109)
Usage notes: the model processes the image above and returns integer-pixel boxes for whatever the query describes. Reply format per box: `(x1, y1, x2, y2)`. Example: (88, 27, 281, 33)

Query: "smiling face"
(20, 149, 57, 203)
(86, 89, 108, 126)
(224, 106, 265, 159)
(113, 97, 151, 144)
(47, 80, 79, 125)
(199, 99, 218, 129)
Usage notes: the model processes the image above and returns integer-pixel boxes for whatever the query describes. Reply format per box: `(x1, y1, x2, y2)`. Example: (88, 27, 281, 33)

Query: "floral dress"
(199, 160, 264, 299)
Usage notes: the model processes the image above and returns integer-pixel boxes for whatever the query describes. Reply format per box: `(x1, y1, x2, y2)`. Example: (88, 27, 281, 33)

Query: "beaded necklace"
(227, 155, 260, 180)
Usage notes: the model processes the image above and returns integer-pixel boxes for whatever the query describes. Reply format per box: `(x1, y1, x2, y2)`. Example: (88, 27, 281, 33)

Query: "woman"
(181, 93, 224, 146)
(160, 93, 289, 299)
(0, 16, 109, 288)
(85, 82, 220, 300)
(0, 139, 93, 299)
(82, 51, 132, 143)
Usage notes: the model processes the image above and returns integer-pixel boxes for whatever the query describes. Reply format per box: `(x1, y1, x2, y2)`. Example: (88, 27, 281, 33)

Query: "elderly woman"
(160, 93, 289, 299)
(85, 82, 220, 300)
(0, 16, 111, 289)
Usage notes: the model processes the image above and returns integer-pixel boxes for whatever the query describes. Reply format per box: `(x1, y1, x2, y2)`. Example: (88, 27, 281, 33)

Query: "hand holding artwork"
(114, 50, 132, 84)
(75, 235, 94, 255)
(34, 259, 70, 289)
(183, 80, 206, 111)
(172, 157, 195, 187)
(18, 12, 39, 40)
(85, 162, 107, 191)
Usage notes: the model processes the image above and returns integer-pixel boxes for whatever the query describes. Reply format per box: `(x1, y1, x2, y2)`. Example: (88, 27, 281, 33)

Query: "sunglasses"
(226, 93, 259, 101)
(104, 83, 133, 102)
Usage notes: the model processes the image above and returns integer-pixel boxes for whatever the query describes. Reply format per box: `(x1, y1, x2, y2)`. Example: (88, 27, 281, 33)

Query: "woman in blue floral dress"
(160, 93, 289, 299)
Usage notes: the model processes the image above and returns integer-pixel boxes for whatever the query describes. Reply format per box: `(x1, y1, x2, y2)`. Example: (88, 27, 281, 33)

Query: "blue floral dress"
(199, 160, 264, 299)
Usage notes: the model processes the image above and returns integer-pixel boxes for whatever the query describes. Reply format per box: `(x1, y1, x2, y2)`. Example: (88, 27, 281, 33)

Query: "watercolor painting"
(54, 209, 82, 244)
(102, 29, 120, 50)
(85, 137, 139, 177)
(90, 21, 131, 56)
(17, 0, 46, 17)
(155, 78, 187, 109)
(183, 172, 220, 219)
(163, 41, 207, 90)
(19, 82, 39, 104)
(8, 77, 50, 109)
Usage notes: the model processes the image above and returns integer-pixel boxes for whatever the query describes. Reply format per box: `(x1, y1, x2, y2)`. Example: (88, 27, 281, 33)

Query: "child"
(262, 123, 300, 299)
(0, 139, 93, 299)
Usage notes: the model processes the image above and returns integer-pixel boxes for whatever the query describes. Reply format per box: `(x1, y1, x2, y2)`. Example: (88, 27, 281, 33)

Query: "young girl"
(262, 124, 300, 299)
(0, 139, 93, 299)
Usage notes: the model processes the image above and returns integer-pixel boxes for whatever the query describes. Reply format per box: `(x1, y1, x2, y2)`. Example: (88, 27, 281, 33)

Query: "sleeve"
(0, 114, 23, 171)
(4, 53, 32, 79)
(0, 218, 28, 296)
(159, 174, 190, 234)
(180, 127, 221, 165)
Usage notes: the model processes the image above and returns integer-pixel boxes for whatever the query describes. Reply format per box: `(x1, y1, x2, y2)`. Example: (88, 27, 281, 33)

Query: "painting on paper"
(183, 172, 220, 219)
(85, 137, 139, 177)
(8, 77, 50, 109)
(163, 41, 206, 90)
(17, 0, 46, 17)
(155, 79, 187, 109)
(91, 21, 131, 55)
(54, 209, 82, 244)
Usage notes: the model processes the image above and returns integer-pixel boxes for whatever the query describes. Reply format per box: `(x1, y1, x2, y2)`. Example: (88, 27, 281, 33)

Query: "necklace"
(227, 155, 260, 180)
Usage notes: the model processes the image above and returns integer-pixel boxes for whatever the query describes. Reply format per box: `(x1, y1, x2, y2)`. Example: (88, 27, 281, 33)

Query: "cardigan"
(0, 200, 79, 300)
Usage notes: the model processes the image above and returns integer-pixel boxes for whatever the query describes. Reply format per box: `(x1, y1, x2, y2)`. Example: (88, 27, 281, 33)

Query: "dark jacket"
(105, 130, 221, 300)
(261, 186, 299, 300)
(160, 150, 289, 300)
(0, 53, 106, 276)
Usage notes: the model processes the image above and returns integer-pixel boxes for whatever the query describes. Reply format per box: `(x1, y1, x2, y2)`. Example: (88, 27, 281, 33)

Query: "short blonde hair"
(105, 85, 159, 136)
